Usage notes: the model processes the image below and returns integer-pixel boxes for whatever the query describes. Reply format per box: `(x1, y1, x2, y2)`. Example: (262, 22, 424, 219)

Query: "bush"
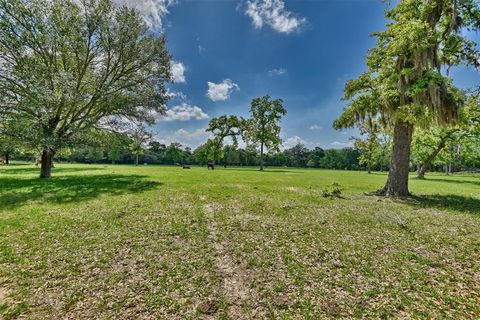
(321, 182, 343, 198)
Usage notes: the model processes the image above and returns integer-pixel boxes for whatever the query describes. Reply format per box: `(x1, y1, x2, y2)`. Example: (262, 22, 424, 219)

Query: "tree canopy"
(0, 0, 172, 177)
(334, 0, 480, 196)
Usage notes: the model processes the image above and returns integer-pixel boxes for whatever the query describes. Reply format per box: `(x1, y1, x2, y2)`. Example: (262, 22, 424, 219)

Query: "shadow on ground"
(395, 194, 480, 215)
(419, 177, 480, 187)
(222, 168, 303, 174)
(0, 166, 104, 175)
(0, 174, 162, 208)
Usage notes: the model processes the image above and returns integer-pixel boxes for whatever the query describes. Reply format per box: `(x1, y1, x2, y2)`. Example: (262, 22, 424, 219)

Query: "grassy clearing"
(0, 164, 479, 319)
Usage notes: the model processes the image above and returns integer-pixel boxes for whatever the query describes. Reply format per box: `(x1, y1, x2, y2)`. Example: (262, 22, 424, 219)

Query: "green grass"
(1, 163, 479, 319)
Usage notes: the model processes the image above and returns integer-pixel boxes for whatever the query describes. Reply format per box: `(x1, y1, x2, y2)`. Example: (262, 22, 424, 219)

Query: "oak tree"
(0, 0, 171, 178)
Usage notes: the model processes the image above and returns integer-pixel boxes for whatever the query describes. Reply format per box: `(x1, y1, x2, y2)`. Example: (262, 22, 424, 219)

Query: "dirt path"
(203, 203, 252, 319)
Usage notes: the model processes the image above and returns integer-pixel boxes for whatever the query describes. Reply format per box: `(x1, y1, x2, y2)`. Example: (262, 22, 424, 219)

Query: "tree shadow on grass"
(418, 177, 480, 187)
(222, 168, 303, 174)
(394, 194, 480, 215)
(0, 166, 104, 175)
(0, 174, 162, 209)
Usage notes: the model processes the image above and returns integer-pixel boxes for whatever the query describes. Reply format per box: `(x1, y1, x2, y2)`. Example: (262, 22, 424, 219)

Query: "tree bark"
(445, 162, 451, 175)
(5, 152, 9, 165)
(40, 147, 55, 179)
(416, 137, 447, 179)
(135, 154, 139, 166)
(380, 120, 413, 196)
(259, 143, 264, 171)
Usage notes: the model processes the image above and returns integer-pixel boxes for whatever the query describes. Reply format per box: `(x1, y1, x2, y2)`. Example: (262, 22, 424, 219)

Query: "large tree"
(0, 0, 171, 178)
(244, 96, 287, 170)
(335, 0, 479, 196)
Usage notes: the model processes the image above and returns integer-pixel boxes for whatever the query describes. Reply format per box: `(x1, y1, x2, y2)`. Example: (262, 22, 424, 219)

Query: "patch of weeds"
(321, 182, 343, 198)
(1, 302, 29, 320)
(391, 214, 409, 231)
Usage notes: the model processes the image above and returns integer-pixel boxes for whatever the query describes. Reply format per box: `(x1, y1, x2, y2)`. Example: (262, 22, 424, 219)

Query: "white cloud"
(268, 68, 287, 76)
(206, 79, 240, 102)
(282, 136, 307, 149)
(159, 103, 209, 121)
(245, 0, 306, 34)
(330, 141, 353, 148)
(167, 89, 187, 101)
(113, 0, 175, 30)
(157, 128, 212, 149)
(198, 45, 206, 54)
(309, 124, 322, 130)
(171, 61, 186, 83)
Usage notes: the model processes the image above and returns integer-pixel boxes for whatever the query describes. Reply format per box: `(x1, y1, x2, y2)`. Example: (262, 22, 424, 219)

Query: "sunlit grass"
(1, 164, 479, 319)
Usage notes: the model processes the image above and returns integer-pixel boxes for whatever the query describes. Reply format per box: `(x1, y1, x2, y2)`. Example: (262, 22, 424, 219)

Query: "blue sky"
(119, 0, 480, 150)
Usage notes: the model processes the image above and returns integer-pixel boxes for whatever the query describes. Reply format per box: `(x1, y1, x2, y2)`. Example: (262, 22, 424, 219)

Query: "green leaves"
(0, 0, 172, 157)
(244, 95, 287, 152)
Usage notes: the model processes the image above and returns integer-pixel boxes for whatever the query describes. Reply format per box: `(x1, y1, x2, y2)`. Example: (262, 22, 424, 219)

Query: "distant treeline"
(9, 139, 480, 172)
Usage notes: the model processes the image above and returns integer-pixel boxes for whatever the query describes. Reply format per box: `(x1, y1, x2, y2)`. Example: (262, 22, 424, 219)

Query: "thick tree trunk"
(135, 154, 139, 166)
(380, 120, 413, 196)
(259, 143, 264, 171)
(5, 152, 9, 165)
(417, 137, 447, 179)
(367, 163, 371, 174)
(40, 147, 55, 179)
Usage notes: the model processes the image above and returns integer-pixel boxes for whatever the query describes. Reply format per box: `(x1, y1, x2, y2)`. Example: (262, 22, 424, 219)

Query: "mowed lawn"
(1, 164, 479, 319)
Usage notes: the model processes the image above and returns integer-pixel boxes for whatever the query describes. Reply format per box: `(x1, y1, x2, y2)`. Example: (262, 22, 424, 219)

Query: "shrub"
(322, 182, 343, 198)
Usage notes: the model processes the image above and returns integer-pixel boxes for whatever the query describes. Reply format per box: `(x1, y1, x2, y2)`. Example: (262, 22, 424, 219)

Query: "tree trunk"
(5, 152, 9, 165)
(259, 143, 264, 171)
(417, 137, 447, 179)
(135, 154, 139, 166)
(40, 147, 55, 179)
(380, 120, 413, 196)
(367, 163, 371, 174)
(445, 162, 452, 175)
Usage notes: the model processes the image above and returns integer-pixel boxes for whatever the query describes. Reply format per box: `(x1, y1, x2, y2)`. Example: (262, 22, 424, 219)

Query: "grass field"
(1, 163, 479, 319)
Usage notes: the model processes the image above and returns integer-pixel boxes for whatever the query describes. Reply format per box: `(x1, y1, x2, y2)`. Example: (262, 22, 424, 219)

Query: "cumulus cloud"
(330, 141, 353, 148)
(268, 68, 287, 76)
(206, 79, 240, 102)
(158, 128, 212, 149)
(159, 103, 209, 121)
(167, 89, 187, 101)
(309, 124, 322, 130)
(245, 0, 306, 34)
(171, 61, 186, 83)
(282, 136, 307, 149)
(113, 0, 175, 30)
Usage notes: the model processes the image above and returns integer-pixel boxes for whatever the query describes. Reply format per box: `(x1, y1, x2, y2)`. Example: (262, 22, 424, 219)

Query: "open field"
(1, 164, 479, 319)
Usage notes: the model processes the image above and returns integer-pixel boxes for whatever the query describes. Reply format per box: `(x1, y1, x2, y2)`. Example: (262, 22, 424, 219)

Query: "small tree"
(0, 134, 16, 164)
(244, 96, 287, 170)
(306, 159, 315, 168)
(128, 124, 152, 166)
(206, 115, 244, 164)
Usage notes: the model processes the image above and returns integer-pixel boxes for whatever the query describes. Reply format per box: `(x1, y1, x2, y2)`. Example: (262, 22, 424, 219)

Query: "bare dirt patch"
(202, 203, 255, 319)
(0, 281, 11, 304)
